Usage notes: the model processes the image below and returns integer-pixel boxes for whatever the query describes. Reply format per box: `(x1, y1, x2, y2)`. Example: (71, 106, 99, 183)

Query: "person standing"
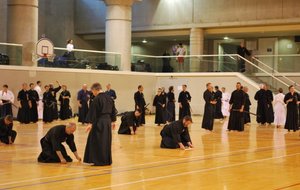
(237, 42, 251, 73)
(243, 86, 252, 125)
(254, 84, 268, 125)
(17, 83, 30, 124)
(153, 88, 166, 126)
(202, 83, 217, 131)
(176, 43, 186, 72)
(34, 81, 43, 120)
(221, 87, 230, 118)
(178, 84, 192, 120)
(83, 83, 117, 166)
(28, 83, 39, 123)
(105, 83, 117, 100)
(284, 85, 300, 132)
(166, 86, 176, 122)
(0, 115, 17, 145)
(162, 50, 172, 72)
(227, 82, 246, 132)
(43, 85, 56, 123)
(265, 85, 274, 125)
(134, 85, 146, 125)
(49, 81, 61, 120)
(0, 84, 14, 117)
(274, 88, 286, 128)
(59, 85, 71, 120)
(77, 84, 90, 124)
(214, 86, 224, 120)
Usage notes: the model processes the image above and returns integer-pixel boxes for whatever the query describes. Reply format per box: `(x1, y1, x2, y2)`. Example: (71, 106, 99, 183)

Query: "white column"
(189, 28, 204, 72)
(7, 0, 38, 66)
(104, 0, 137, 71)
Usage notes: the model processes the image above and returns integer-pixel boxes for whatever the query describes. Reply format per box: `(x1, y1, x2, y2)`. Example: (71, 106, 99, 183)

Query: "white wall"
(0, 66, 260, 118)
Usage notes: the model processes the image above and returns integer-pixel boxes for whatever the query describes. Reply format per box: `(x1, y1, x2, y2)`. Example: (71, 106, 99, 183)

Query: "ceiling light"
(142, 39, 147, 43)
(224, 36, 229, 40)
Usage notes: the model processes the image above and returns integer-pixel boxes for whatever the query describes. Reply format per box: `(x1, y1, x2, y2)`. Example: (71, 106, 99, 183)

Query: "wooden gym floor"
(1, 115, 300, 190)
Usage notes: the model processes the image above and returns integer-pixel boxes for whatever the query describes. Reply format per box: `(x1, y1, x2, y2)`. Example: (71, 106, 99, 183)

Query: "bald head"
(82, 84, 87, 91)
(65, 122, 76, 135)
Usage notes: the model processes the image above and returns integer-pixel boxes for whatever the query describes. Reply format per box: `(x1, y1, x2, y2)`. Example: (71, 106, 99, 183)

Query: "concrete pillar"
(7, 0, 38, 66)
(189, 28, 204, 72)
(104, 0, 138, 71)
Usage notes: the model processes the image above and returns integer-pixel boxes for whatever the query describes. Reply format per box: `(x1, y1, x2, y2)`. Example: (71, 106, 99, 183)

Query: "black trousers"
(0, 130, 17, 144)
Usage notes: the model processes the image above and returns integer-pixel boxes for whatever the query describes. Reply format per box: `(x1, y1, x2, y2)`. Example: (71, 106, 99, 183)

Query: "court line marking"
(88, 152, 300, 190)
(0, 142, 299, 187)
(274, 182, 300, 190)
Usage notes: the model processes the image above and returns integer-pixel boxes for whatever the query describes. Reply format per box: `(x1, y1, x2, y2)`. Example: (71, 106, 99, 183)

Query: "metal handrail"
(252, 56, 297, 85)
(0, 42, 23, 47)
(54, 47, 121, 55)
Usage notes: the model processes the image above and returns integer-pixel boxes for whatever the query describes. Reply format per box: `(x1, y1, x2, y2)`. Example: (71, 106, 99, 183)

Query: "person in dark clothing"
(49, 81, 61, 120)
(162, 50, 173, 72)
(227, 82, 246, 131)
(134, 85, 146, 125)
(37, 123, 81, 164)
(214, 86, 223, 120)
(160, 116, 193, 150)
(83, 83, 117, 166)
(105, 83, 117, 100)
(17, 83, 30, 124)
(243, 86, 252, 124)
(28, 83, 39, 123)
(265, 85, 274, 125)
(166, 86, 176, 122)
(43, 85, 56, 123)
(59, 85, 71, 120)
(178, 84, 192, 120)
(153, 88, 166, 126)
(284, 85, 300, 132)
(0, 115, 17, 145)
(202, 83, 217, 131)
(77, 84, 90, 124)
(118, 109, 141, 135)
(237, 42, 251, 73)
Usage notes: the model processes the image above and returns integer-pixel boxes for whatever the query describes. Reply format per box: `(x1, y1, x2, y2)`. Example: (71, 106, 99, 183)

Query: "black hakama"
(37, 125, 77, 163)
(153, 94, 166, 125)
(201, 90, 216, 131)
(134, 91, 146, 124)
(59, 90, 71, 120)
(214, 90, 223, 119)
(50, 86, 61, 120)
(43, 91, 55, 123)
(227, 89, 246, 131)
(17, 90, 30, 124)
(284, 92, 299, 132)
(166, 92, 176, 122)
(83, 93, 116, 166)
(28, 89, 39, 123)
(160, 120, 191, 149)
(178, 91, 191, 120)
(77, 90, 90, 124)
(244, 92, 251, 124)
(0, 118, 17, 144)
(118, 111, 140, 135)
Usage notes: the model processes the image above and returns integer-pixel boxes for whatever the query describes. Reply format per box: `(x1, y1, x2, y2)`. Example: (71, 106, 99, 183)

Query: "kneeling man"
(118, 109, 141, 135)
(160, 115, 193, 150)
(37, 123, 81, 164)
(0, 115, 17, 145)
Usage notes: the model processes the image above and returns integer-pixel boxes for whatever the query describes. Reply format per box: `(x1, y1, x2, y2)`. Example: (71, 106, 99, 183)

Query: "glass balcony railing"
(255, 54, 300, 73)
(0, 42, 23, 66)
(131, 54, 241, 73)
(37, 47, 121, 71)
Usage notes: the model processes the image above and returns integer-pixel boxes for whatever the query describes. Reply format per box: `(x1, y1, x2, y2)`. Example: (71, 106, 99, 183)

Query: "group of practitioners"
(0, 80, 299, 166)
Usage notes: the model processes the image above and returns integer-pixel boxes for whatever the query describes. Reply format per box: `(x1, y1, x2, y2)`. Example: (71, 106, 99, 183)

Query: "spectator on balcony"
(176, 43, 186, 72)
(237, 42, 251, 73)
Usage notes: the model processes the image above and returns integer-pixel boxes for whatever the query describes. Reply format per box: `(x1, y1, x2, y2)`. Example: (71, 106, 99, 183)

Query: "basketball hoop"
(33, 38, 55, 62)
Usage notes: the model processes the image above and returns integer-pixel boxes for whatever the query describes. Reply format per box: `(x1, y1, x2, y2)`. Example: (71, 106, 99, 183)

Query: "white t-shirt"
(176, 47, 186, 56)
(66, 43, 74, 52)
(0, 90, 15, 104)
